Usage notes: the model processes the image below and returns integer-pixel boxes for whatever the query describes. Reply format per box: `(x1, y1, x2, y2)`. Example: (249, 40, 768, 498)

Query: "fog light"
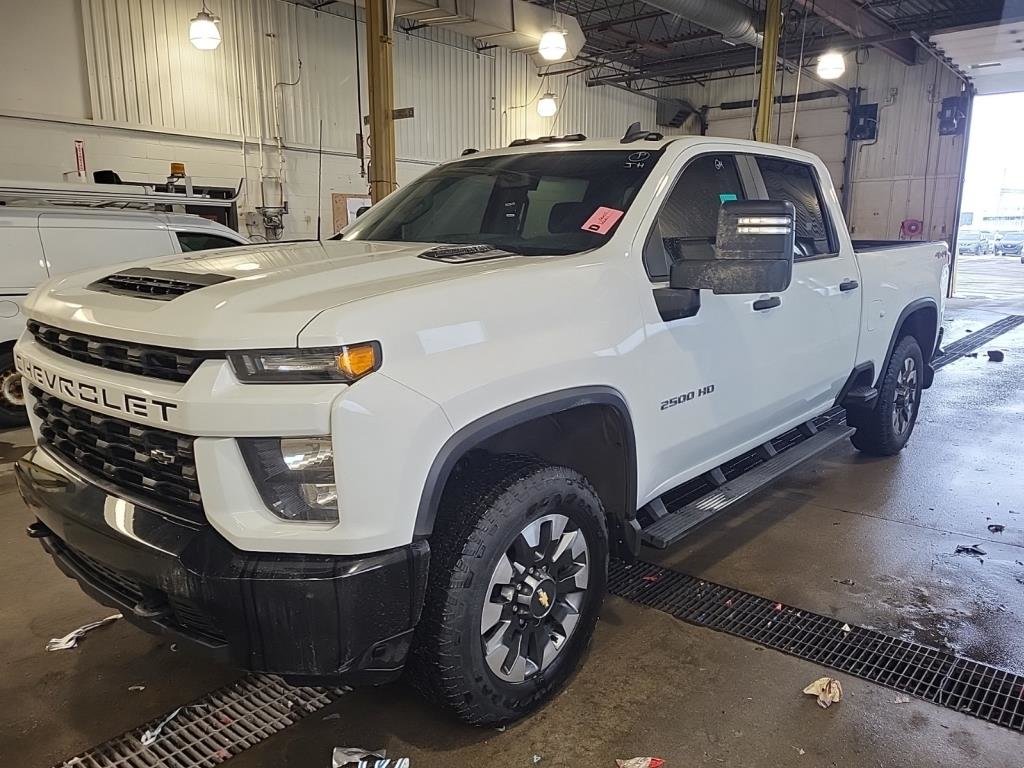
(240, 436, 338, 522)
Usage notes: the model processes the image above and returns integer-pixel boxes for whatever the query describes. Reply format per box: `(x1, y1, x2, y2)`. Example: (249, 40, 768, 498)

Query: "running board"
(640, 423, 855, 549)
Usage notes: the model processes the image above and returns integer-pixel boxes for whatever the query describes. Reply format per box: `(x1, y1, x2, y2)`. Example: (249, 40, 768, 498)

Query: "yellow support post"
(755, 0, 782, 143)
(365, 0, 397, 203)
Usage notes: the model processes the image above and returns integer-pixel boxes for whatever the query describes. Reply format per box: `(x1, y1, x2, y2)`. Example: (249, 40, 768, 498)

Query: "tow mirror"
(669, 200, 795, 294)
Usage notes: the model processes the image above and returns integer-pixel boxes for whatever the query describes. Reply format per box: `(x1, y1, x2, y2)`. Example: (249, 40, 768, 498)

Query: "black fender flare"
(414, 385, 638, 541)
(876, 297, 940, 389)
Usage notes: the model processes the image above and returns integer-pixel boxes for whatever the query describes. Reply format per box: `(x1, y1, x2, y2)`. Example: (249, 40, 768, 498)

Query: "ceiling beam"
(791, 0, 917, 64)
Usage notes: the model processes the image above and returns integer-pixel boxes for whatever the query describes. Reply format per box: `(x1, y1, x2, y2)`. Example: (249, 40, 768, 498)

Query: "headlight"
(227, 343, 381, 383)
(239, 436, 338, 522)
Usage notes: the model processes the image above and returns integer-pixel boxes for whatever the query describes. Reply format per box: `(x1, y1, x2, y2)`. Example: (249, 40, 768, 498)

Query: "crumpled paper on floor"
(616, 759, 665, 768)
(803, 676, 843, 708)
(46, 613, 122, 651)
(140, 707, 184, 746)
(332, 747, 409, 767)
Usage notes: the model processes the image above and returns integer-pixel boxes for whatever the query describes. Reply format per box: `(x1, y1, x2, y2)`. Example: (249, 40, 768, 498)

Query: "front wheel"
(850, 335, 924, 456)
(0, 349, 28, 429)
(408, 454, 608, 725)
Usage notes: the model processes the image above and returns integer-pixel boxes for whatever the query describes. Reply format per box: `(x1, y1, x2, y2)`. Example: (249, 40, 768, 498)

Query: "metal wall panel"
(80, 0, 664, 162)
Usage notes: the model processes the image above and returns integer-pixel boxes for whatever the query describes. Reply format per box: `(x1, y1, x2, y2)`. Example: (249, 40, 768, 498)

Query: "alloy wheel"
(892, 356, 918, 435)
(480, 513, 590, 683)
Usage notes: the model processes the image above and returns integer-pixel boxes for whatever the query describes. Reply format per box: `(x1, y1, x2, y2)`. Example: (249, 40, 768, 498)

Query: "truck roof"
(0, 205, 242, 236)
(454, 134, 825, 165)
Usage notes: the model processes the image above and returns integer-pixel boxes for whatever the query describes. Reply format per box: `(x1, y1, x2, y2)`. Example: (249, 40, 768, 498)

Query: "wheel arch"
(415, 386, 639, 557)
(877, 298, 939, 389)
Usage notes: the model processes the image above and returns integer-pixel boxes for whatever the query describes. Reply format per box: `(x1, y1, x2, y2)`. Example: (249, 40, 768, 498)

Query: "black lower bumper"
(15, 447, 429, 683)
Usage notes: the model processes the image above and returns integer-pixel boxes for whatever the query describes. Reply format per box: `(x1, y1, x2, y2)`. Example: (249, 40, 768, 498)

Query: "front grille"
(30, 385, 204, 522)
(28, 320, 221, 383)
(55, 540, 227, 645)
(89, 266, 234, 301)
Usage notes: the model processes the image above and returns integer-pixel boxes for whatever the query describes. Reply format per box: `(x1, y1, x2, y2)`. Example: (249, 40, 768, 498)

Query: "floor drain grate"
(55, 675, 342, 767)
(934, 315, 1024, 369)
(609, 560, 1024, 733)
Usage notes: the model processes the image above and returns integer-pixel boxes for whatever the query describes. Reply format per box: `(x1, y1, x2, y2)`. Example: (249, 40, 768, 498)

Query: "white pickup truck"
(12, 132, 948, 725)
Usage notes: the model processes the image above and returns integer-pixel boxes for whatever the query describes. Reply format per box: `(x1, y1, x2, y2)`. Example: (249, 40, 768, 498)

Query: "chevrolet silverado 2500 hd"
(13, 132, 948, 725)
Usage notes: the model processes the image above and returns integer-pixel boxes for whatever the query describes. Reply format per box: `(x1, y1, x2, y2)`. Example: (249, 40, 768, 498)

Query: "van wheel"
(851, 336, 923, 456)
(408, 454, 608, 725)
(0, 350, 28, 428)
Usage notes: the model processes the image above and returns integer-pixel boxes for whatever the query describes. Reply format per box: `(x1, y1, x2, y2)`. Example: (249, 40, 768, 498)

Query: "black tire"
(851, 335, 923, 456)
(408, 453, 608, 725)
(0, 349, 28, 429)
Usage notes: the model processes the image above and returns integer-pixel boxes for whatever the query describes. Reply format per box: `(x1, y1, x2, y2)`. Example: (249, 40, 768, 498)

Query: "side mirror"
(355, 205, 371, 218)
(670, 200, 796, 294)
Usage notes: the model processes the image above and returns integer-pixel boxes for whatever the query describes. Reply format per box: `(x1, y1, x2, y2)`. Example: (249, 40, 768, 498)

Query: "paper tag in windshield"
(581, 207, 624, 235)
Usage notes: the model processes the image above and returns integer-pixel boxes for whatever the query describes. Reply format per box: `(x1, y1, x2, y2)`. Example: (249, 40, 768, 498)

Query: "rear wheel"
(408, 454, 608, 725)
(0, 349, 28, 428)
(851, 335, 923, 456)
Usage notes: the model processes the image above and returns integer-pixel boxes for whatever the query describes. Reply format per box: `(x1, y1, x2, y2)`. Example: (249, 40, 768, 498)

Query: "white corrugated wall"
(665, 48, 967, 241)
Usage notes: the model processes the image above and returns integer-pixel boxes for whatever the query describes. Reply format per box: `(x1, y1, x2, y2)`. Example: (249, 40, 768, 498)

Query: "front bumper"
(15, 446, 429, 683)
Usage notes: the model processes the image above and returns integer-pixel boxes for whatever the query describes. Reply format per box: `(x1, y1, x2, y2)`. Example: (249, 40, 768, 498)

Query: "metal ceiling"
(294, 1, 1018, 88)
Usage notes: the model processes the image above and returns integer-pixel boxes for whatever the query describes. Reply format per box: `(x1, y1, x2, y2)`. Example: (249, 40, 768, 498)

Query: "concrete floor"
(3, 292, 1024, 767)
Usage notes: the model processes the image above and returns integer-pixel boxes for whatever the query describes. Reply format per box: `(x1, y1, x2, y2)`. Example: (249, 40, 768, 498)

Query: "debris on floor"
(615, 759, 665, 768)
(45, 613, 122, 651)
(987, 349, 1005, 362)
(531, 756, 542, 764)
(833, 578, 856, 586)
(803, 676, 843, 709)
(894, 694, 912, 704)
(332, 747, 408, 768)
(954, 544, 987, 559)
(988, 524, 1005, 533)
(841, 623, 852, 633)
(128, 685, 146, 692)
(140, 707, 184, 747)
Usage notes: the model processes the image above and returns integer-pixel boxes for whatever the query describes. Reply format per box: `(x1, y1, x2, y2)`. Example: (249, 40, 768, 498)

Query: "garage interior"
(3, 1, 1024, 766)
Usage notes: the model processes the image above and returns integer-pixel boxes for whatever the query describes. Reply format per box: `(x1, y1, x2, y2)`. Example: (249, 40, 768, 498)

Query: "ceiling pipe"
(643, 0, 763, 49)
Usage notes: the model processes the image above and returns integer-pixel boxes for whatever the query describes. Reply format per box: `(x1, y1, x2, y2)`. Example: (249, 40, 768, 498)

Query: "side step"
(640, 423, 855, 549)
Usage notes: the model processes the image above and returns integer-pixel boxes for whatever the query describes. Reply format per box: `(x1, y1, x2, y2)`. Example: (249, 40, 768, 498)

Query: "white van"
(1, 206, 248, 425)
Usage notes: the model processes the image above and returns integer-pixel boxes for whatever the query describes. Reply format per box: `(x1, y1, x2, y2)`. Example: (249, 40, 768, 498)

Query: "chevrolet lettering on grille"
(14, 352, 179, 424)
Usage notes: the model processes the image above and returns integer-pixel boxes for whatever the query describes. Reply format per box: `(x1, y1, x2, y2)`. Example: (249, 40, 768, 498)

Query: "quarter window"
(755, 157, 834, 258)
(644, 154, 745, 281)
(176, 232, 243, 253)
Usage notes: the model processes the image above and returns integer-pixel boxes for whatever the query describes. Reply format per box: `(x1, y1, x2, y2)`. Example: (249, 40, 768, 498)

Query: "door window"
(176, 232, 244, 252)
(643, 154, 746, 281)
(755, 157, 835, 258)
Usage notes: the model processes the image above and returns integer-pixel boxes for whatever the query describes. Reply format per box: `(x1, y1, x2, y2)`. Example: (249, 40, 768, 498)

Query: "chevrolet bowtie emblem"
(537, 589, 550, 609)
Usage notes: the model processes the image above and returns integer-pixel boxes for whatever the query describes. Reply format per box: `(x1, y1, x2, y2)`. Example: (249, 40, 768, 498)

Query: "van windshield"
(340, 150, 663, 256)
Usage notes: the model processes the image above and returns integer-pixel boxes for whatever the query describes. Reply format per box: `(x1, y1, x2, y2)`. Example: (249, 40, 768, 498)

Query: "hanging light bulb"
(190, 4, 222, 50)
(538, 28, 567, 61)
(537, 92, 558, 118)
(816, 50, 846, 80)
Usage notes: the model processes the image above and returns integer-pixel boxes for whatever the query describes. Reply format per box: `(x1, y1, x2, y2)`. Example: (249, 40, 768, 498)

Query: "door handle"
(753, 296, 781, 311)
(839, 279, 859, 292)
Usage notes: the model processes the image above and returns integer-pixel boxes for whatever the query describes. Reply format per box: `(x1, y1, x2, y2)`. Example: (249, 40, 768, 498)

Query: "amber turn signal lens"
(336, 344, 379, 379)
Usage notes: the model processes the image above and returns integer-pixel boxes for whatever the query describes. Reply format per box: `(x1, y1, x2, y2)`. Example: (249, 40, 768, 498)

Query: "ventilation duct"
(393, 0, 586, 66)
(644, 0, 763, 49)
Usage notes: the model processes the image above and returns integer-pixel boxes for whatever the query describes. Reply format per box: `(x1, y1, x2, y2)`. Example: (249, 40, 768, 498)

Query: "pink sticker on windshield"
(581, 206, 624, 235)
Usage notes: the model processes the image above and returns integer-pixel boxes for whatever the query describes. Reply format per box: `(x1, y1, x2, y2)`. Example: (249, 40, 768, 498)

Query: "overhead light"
(537, 92, 558, 117)
(538, 28, 567, 61)
(189, 6, 221, 50)
(816, 50, 845, 80)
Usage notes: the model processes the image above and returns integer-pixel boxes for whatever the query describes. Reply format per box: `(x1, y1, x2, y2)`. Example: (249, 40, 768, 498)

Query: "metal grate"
(609, 559, 1024, 733)
(31, 385, 204, 521)
(54, 675, 342, 768)
(29, 320, 222, 383)
(933, 315, 1024, 370)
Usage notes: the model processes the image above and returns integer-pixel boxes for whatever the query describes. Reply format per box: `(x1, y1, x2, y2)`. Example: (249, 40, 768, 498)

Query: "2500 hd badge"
(14, 352, 178, 423)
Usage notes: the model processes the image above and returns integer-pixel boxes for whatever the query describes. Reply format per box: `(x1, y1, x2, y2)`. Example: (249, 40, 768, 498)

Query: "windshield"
(340, 150, 663, 255)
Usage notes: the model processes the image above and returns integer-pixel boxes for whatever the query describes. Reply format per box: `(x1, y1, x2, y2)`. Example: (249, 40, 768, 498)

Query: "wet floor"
(2, 297, 1024, 767)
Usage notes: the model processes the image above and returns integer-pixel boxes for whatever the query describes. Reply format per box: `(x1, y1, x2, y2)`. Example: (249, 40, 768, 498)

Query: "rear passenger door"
(752, 156, 860, 408)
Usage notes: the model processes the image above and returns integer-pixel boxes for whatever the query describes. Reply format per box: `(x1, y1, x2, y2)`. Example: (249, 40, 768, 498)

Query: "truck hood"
(24, 240, 518, 349)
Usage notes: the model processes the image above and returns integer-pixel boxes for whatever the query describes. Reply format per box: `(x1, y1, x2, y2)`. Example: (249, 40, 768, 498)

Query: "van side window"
(755, 157, 834, 258)
(643, 154, 745, 281)
(176, 232, 242, 252)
